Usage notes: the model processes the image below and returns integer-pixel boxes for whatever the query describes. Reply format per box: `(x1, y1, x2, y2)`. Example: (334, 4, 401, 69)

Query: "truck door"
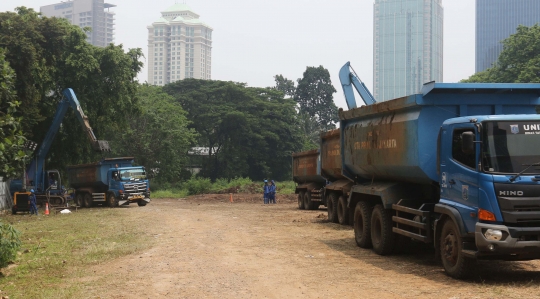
(439, 124, 480, 233)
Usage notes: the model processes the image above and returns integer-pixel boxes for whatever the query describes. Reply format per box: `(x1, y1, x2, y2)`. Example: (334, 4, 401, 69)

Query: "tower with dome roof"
(147, 4, 213, 85)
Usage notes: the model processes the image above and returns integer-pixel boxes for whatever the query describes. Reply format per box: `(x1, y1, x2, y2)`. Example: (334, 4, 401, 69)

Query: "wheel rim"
(298, 193, 303, 208)
(328, 198, 334, 218)
(304, 193, 310, 208)
(337, 199, 344, 221)
(443, 230, 458, 266)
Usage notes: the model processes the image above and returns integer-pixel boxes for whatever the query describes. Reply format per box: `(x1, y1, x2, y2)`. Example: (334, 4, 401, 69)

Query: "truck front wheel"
(137, 200, 147, 207)
(75, 193, 84, 207)
(107, 193, 118, 208)
(83, 193, 93, 208)
(440, 219, 475, 279)
(298, 191, 305, 210)
(371, 204, 394, 255)
(337, 195, 349, 225)
(354, 201, 372, 248)
(327, 192, 338, 223)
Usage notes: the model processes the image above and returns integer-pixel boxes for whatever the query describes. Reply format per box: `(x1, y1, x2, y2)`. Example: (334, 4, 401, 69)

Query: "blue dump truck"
(339, 82, 540, 279)
(66, 157, 150, 208)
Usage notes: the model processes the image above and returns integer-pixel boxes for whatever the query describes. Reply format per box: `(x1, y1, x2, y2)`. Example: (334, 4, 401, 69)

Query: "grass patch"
(152, 189, 188, 199)
(0, 208, 153, 298)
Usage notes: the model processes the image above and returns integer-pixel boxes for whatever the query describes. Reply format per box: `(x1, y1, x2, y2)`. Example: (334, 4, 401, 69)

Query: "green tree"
(164, 79, 303, 181)
(295, 66, 338, 133)
(113, 84, 196, 184)
(0, 48, 26, 179)
(463, 24, 540, 83)
(0, 7, 143, 176)
(274, 74, 296, 98)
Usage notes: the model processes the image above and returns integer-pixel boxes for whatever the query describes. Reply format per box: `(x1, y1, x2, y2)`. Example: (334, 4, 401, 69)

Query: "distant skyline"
(0, 0, 476, 108)
(373, 0, 444, 101)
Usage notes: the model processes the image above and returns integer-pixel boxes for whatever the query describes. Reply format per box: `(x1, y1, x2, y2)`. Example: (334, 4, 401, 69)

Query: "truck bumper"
(475, 223, 540, 260)
(118, 193, 151, 205)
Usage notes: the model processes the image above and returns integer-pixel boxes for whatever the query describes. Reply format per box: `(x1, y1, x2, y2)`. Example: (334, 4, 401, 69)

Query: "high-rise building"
(476, 0, 540, 73)
(40, 0, 115, 47)
(373, 0, 443, 102)
(147, 4, 213, 86)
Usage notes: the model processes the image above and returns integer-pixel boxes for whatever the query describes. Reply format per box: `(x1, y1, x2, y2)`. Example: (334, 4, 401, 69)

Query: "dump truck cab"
(439, 115, 540, 260)
(108, 166, 151, 205)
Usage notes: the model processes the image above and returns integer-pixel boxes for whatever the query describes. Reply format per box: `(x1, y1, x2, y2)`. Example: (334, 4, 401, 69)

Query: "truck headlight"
(484, 229, 503, 241)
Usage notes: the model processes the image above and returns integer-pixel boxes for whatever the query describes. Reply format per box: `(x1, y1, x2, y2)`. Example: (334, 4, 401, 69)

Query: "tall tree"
(164, 79, 303, 181)
(295, 66, 338, 132)
(0, 7, 143, 176)
(463, 24, 540, 83)
(274, 74, 296, 98)
(113, 84, 196, 183)
(0, 48, 26, 179)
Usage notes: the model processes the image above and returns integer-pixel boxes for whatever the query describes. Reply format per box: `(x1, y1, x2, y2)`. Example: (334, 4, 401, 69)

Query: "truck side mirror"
(461, 131, 475, 154)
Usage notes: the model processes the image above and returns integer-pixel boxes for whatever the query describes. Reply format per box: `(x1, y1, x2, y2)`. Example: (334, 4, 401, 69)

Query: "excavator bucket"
(95, 140, 111, 152)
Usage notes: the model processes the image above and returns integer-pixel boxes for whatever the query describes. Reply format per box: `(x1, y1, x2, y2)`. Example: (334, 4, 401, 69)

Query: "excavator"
(10, 88, 110, 214)
(338, 61, 376, 109)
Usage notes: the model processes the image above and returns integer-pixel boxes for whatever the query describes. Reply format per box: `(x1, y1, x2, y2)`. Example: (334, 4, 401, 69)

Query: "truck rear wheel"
(354, 201, 372, 248)
(327, 192, 339, 223)
(107, 192, 118, 208)
(440, 219, 475, 279)
(75, 193, 84, 207)
(303, 191, 312, 210)
(12, 208, 17, 215)
(337, 195, 349, 225)
(371, 204, 394, 255)
(83, 193, 93, 208)
(298, 191, 305, 210)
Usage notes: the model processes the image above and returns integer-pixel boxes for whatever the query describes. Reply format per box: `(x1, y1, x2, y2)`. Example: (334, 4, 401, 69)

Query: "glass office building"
(476, 0, 540, 73)
(374, 0, 443, 102)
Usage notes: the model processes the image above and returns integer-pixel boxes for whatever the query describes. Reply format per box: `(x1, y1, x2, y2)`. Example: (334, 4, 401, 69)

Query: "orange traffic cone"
(45, 203, 50, 215)
(229, 193, 233, 203)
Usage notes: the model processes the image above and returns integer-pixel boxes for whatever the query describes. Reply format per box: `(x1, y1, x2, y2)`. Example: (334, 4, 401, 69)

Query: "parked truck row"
(10, 88, 150, 214)
(293, 62, 540, 279)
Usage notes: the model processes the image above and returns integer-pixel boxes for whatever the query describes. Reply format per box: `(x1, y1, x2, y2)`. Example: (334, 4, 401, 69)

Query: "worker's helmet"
(264, 180, 268, 183)
(30, 189, 35, 193)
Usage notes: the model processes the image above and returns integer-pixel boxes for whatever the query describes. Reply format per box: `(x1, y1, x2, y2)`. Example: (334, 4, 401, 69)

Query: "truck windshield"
(483, 121, 540, 174)
(119, 169, 146, 180)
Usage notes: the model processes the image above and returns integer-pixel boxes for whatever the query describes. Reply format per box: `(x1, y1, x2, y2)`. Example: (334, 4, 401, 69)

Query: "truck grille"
(124, 182, 147, 194)
(495, 183, 540, 226)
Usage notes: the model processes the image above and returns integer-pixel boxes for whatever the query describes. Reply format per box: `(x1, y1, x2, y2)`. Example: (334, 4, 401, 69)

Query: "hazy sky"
(1, 0, 475, 108)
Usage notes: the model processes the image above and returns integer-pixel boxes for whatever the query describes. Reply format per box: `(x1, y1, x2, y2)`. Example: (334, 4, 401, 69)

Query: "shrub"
(183, 176, 212, 195)
(0, 222, 21, 269)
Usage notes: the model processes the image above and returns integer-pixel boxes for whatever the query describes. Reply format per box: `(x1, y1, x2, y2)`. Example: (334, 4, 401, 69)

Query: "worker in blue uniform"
(29, 189, 38, 215)
(269, 180, 276, 204)
(263, 180, 270, 204)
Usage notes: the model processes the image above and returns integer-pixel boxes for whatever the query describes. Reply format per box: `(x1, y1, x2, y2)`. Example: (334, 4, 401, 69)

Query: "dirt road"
(78, 195, 540, 299)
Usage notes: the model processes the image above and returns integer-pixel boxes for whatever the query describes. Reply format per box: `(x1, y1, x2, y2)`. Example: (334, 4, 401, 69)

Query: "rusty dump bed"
(320, 129, 344, 181)
(292, 149, 325, 184)
(340, 83, 540, 185)
(67, 157, 135, 190)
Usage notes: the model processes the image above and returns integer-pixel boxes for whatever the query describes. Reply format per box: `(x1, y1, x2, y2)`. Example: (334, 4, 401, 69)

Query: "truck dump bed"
(292, 149, 325, 184)
(66, 157, 135, 191)
(340, 83, 540, 184)
(320, 129, 344, 181)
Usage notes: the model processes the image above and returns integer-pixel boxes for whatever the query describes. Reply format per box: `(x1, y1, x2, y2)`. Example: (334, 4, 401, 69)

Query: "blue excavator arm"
(26, 88, 110, 190)
(339, 61, 376, 109)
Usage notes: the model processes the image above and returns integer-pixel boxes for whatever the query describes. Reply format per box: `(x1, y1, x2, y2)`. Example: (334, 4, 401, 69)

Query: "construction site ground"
(9, 194, 540, 299)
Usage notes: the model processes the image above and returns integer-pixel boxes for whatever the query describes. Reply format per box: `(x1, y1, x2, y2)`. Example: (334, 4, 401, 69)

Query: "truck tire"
(12, 208, 17, 215)
(107, 192, 118, 208)
(83, 193, 93, 208)
(303, 191, 312, 210)
(371, 204, 394, 255)
(337, 195, 349, 225)
(327, 192, 339, 223)
(440, 219, 476, 279)
(137, 200, 147, 207)
(354, 201, 372, 248)
(298, 191, 305, 210)
(75, 193, 84, 207)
